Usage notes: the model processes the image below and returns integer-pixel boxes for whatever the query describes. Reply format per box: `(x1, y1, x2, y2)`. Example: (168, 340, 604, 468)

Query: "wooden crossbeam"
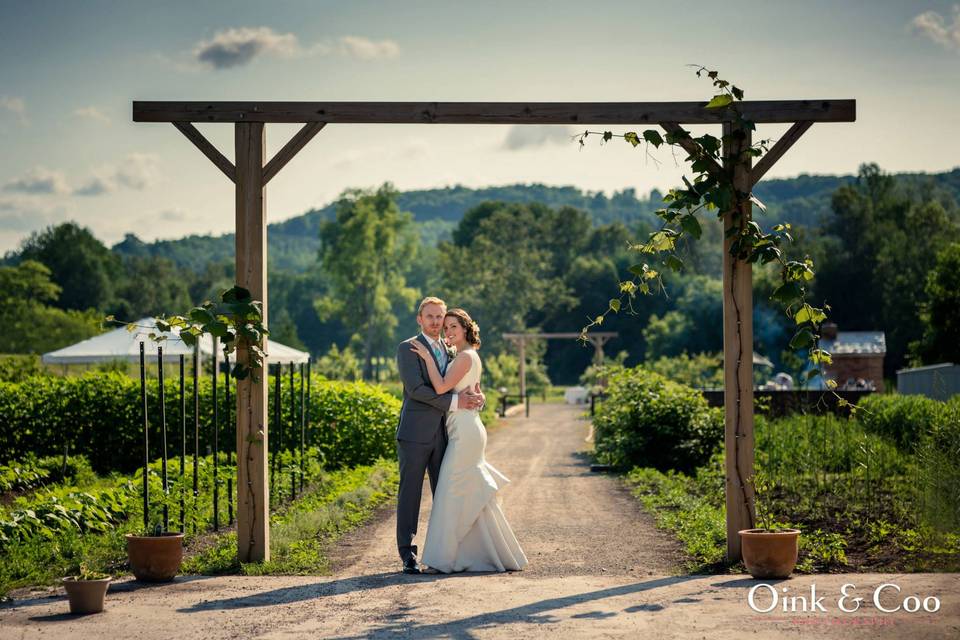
(262, 122, 326, 185)
(660, 122, 724, 176)
(502, 332, 618, 340)
(135, 100, 856, 125)
(749, 121, 814, 187)
(172, 121, 236, 182)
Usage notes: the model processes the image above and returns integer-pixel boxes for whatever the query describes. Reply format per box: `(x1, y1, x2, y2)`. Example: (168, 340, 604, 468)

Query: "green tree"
(315, 184, 418, 379)
(813, 164, 959, 374)
(439, 202, 578, 353)
(0, 260, 102, 354)
(911, 242, 960, 365)
(109, 255, 193, 320)
(14, 222, 120, 312)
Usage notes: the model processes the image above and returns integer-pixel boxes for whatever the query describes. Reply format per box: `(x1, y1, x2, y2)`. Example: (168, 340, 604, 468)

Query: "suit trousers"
(396, 419, 448, 562)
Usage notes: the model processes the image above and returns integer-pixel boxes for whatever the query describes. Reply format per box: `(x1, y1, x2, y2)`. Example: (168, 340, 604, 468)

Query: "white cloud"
(115, 153, 161, 190)
(158, 208, 187, 222)
(3, 167, 71, 195)
(911, 5, 960, 51)
(338, 36, 400, 60)
(502, 125, 578, 151)
(75, 153, 162, 196)
(73, 106, 111, 125)
(0, 197, 69, 233)
(193, 26, 300, 69)
(74, 176, 113, 196)
(0, 96, 28, 126)
(188, 27, 400, 70)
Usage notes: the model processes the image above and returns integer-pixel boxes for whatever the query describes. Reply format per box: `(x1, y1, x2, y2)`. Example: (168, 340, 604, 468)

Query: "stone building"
(819, 322, 886, 392)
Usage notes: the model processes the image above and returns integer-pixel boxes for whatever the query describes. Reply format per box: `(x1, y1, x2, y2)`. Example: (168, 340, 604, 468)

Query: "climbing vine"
(578, 65, 840, 402)
(107, 285, 269, 382)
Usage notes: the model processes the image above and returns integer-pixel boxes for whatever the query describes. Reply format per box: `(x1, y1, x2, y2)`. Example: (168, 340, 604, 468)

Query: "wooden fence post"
(722, 121, 756, 562)
(235, 122, 270, 562)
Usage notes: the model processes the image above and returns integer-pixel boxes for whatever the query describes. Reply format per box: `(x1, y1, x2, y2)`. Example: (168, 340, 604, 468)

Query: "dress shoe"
(402, 556, 421, 574)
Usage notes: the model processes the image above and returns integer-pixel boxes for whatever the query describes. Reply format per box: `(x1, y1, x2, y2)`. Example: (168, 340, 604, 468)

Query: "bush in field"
(0, 373, 400, 474)
(0, 454, 96, 493)
(0, 355, 49, 383)
(858, 393, 944, 451)
(917, 397, 960, 533)
(593, 367, 722, 473)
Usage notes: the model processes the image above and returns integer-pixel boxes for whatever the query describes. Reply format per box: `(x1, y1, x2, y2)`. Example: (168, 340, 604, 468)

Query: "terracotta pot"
(125, 532, 185, 582)
(739, 528, 800, 579)
(62, 577, 111, 614)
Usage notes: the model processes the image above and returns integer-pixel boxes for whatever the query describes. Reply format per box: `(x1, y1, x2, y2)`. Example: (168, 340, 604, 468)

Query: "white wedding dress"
(420, 349, 528, 573)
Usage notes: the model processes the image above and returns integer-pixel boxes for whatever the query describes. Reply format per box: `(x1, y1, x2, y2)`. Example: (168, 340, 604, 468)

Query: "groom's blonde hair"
(417, 296, 447, 316)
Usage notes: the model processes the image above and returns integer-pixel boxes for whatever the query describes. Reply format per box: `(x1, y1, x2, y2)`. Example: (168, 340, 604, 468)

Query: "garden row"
(592, 366, 960, 572)
(0, 375, 402, 596)
(0, 372, 400, 474)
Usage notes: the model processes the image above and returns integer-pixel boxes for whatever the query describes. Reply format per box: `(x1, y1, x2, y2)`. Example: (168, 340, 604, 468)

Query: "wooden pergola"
(133, 98, 855, 563)
(502, 332, 617, 398)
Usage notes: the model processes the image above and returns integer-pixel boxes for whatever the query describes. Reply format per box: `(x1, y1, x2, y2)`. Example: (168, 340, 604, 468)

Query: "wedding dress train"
(420, 349, 528, 573)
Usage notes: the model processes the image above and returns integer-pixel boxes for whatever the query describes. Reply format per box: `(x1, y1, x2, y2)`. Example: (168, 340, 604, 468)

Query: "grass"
(622, 414, 960, 574)
(182, 459, 398, 575)
(0, 458, 399, 598)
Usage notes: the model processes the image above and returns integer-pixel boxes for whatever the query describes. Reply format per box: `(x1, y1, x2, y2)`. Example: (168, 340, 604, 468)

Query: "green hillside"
(112, 170, 960, 274)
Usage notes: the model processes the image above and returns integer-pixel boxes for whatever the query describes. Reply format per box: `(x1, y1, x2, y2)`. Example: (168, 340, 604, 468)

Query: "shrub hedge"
(0, 373, 400, 474)
(858, 393, 946, 452)
(593, 367, 723, 473)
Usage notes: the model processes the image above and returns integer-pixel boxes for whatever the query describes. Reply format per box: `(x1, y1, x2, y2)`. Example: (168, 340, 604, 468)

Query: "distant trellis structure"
(502, 332, 617, 398)
(133, 97, 856, 563)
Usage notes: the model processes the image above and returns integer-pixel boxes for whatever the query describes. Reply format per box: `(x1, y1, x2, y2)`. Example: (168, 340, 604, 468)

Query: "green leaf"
(609, 299, 621, 313)
(628, 263, 647, 277)
(771, 281, 804, 305)
(602, 131, 612, 142)
(705, 94, 733, 109)
(189, 308, 215, 325)
(680, 214, 702, 239)
(731, 85, 744, 100)
(642, 130, 663, 147)
(789, 328, 815, 350)
(624, 132, 641, 147)
(665, 255, 684, 272)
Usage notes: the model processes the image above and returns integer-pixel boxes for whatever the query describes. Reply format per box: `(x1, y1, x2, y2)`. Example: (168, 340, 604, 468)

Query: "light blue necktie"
(432, 342, 446, 373)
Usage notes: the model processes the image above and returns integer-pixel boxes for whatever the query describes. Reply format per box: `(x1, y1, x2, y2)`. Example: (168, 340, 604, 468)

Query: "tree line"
(2, 163, 958, 385)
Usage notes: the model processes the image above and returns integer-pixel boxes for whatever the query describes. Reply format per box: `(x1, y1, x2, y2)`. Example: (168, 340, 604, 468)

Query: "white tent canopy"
(41, 317, 309, 366)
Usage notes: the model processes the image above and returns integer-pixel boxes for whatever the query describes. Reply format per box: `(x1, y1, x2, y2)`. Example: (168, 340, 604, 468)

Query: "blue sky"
(1, 0, 958, 252)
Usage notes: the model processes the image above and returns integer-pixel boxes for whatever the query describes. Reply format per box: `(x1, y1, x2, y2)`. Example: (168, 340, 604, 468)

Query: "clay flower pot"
(125, 532, 185, 582)
(739, 528, 800, 579)
(62, 576, 111, 614)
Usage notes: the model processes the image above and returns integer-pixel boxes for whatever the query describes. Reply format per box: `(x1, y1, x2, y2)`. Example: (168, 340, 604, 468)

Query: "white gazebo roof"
(41, 317, 309, 365)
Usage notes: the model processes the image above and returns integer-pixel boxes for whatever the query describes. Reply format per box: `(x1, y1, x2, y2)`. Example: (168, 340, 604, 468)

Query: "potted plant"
(62, 562, 112, 614)
(739, 470, 800, 579)
(126, 523, 185, 582)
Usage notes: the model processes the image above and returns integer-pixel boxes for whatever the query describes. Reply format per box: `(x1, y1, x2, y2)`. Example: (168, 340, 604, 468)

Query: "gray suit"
(395, 334, 454, 563)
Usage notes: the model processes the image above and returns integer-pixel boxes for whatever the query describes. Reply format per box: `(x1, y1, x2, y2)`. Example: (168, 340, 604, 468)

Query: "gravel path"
(2, 403, 957, 639)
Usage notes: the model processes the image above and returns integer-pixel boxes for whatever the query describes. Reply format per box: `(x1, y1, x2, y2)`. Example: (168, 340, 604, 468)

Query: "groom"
(395, 296, 484, 574)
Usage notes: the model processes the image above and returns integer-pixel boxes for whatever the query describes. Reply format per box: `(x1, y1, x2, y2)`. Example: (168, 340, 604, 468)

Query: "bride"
(409, 308, 528, 573)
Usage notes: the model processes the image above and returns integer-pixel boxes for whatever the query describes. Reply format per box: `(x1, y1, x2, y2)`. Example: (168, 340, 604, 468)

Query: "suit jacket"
(396, 334, 454, 443)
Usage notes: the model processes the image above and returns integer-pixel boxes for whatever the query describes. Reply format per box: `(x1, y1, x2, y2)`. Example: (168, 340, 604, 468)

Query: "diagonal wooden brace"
(750, 121, 813, 188)
(262, 122, 326, 185)
(172, 121, 236, 183)
(660, 122, 724, 176)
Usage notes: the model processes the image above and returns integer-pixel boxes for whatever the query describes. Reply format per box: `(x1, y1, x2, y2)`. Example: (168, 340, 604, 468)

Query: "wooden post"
(518, 339, 526, 400)
(235, 122, 270, 562)
(722, 121, 756, 562)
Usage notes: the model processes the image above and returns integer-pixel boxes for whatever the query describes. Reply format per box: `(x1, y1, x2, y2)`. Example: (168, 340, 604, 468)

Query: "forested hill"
(112, 168, 960, 273)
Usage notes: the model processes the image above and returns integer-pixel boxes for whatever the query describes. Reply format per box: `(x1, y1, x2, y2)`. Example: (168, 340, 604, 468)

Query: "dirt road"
(2, 403, 957, 639)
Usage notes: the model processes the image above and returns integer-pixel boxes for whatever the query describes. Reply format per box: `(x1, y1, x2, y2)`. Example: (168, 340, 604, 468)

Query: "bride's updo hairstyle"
(445, 308, 481, 349)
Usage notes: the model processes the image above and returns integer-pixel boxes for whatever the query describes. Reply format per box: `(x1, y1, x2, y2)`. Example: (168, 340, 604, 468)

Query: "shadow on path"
(326, 575, 703, 639)
(2, 575, 217, 611)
